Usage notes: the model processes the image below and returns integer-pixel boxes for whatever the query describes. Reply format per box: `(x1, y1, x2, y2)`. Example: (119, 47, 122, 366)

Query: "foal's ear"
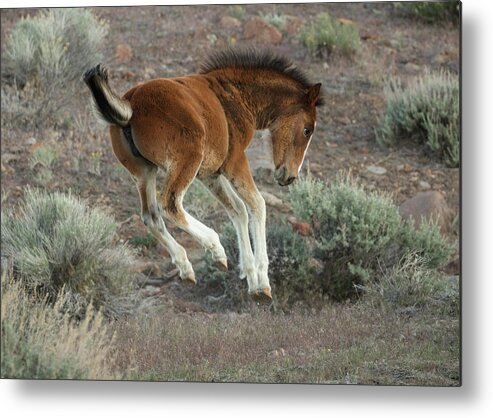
(307, 83, 322, 107)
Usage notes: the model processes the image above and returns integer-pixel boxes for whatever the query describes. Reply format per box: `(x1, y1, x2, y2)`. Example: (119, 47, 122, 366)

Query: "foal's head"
(270, 83, 322, 186)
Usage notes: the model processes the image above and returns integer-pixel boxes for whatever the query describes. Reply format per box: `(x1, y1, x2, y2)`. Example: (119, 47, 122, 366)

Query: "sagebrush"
(1, 189, 137, 318)
(1, 8, 107, 128)
(299, 12, 360, 58)
(396, 1, 460, 25)
(376, 70, 460, 167)
(287, 175, 453, 301)
(358, 252, 459, 316)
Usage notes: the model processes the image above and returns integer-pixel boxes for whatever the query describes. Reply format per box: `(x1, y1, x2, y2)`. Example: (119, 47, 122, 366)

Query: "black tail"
(83, 64, 132, 127)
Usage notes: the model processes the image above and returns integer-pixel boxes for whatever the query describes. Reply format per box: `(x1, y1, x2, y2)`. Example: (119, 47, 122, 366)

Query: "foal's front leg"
(201, 175, 258, 293)
(223, 154, 271, 301)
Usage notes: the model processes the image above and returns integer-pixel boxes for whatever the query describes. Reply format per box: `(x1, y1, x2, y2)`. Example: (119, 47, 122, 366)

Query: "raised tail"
(83, 64, 132, 127)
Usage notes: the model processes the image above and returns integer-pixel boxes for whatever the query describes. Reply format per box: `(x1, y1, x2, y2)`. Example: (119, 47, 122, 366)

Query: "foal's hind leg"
(159, 160, 227, 270)
(201, 175, 258, 293)
(138, 170, 195, 284)
(109, 127, 195, 283)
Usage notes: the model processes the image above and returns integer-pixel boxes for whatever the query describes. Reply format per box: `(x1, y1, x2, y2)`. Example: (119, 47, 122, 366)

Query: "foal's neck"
(207, 68, 303, 130)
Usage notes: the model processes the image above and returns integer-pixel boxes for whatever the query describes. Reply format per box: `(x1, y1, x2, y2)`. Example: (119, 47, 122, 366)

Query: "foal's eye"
(303, 128, 312, 137)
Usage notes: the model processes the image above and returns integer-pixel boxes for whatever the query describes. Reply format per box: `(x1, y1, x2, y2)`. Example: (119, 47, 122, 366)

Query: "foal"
(84, 49, 322, 302)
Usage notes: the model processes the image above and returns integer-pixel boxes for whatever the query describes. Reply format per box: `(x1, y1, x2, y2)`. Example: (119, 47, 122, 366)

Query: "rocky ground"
(1, 4, 460, 312)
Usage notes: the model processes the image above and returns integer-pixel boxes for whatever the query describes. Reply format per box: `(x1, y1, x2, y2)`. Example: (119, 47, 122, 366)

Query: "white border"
(2, 0, 493, 417)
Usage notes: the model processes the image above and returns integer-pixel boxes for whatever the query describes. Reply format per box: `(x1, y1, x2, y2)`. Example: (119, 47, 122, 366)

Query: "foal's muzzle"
(274, 166, 296, 186)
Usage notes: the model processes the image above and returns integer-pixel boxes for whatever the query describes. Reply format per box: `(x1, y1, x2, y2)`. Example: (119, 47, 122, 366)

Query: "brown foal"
(84, 49, 322, 302)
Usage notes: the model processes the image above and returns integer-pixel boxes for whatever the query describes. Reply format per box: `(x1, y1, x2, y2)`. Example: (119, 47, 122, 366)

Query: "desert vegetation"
(299, 12, 361, 58)
(395, 1, 460, 25)
(1, 189, 138, 319)
(1, 4, 459, 385)
(1, 9, 107, 129)
(376, 70, 460, 167)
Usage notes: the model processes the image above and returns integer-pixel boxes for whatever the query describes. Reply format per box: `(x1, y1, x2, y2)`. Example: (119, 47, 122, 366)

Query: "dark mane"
(199, 49, 316, 91)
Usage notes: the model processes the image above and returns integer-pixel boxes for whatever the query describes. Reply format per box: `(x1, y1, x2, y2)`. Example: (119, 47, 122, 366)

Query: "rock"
(243, 17, 282, 44)
(367, 165, 387, 175)
(115, 43, 133, 63)
(418, 180, 431, 191)
(261, 191, 291, 212)
(220, 16, 241, 28)
(246, 130, 275, 180)
(399, 191, 452, 234)
(442, 256, 460, 276)
(287, 215, 312, 236)
(396, 163, 413, 173)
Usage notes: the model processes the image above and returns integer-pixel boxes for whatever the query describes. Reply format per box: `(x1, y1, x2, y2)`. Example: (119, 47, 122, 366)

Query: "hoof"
(249, 288, 272, 304)
(215, 258, 228, 272)
(181, 273, 196, 286)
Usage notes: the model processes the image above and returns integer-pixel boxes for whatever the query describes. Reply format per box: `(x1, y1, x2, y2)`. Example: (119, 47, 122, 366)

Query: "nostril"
(286, 176, 296, 184)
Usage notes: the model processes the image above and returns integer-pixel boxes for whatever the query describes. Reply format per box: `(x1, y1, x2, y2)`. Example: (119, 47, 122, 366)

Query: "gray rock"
(246, 130, 275, 181)
(261, 191, 291, 212)
(367, 165, 387, 175)
(419, 180, 431, 191)
(399, 191, 452, 234)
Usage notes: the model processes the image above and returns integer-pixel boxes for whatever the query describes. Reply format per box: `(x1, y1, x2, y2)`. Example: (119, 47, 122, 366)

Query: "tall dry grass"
(1, 276, 119, 380)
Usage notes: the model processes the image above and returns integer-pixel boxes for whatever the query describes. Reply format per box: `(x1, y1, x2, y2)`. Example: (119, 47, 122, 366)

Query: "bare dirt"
(1, 4, 460, 313)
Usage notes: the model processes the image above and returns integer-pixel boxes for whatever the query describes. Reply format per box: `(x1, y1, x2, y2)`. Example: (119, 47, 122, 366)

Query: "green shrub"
(1, 276, 119, 380)
(260, 12, 287, 31)
(1, 9, 107, 128)
(229, 5, 246, 21)
(30, 145, 58, 169)
(129, 233, 156, 249)
(401, 218, 453, 269)
(376, 70, 460, 167)
(299, 13, 360, 58)
(396, 1, 460, 25)
(287, 176, 453, 301)
(1, 189, 137, 318)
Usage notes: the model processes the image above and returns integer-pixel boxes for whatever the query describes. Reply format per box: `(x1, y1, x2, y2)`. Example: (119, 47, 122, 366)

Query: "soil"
(0, 4, 460, 313)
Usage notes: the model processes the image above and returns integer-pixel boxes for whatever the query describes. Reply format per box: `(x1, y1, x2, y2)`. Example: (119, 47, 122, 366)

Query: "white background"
(1, 0, 491, 416)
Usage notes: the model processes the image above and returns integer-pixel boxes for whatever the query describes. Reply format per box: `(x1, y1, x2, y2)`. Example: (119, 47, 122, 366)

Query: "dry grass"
(111, 303, 459, 385)
(1, 270, 459, 384)
(1, 276, 119, 380)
